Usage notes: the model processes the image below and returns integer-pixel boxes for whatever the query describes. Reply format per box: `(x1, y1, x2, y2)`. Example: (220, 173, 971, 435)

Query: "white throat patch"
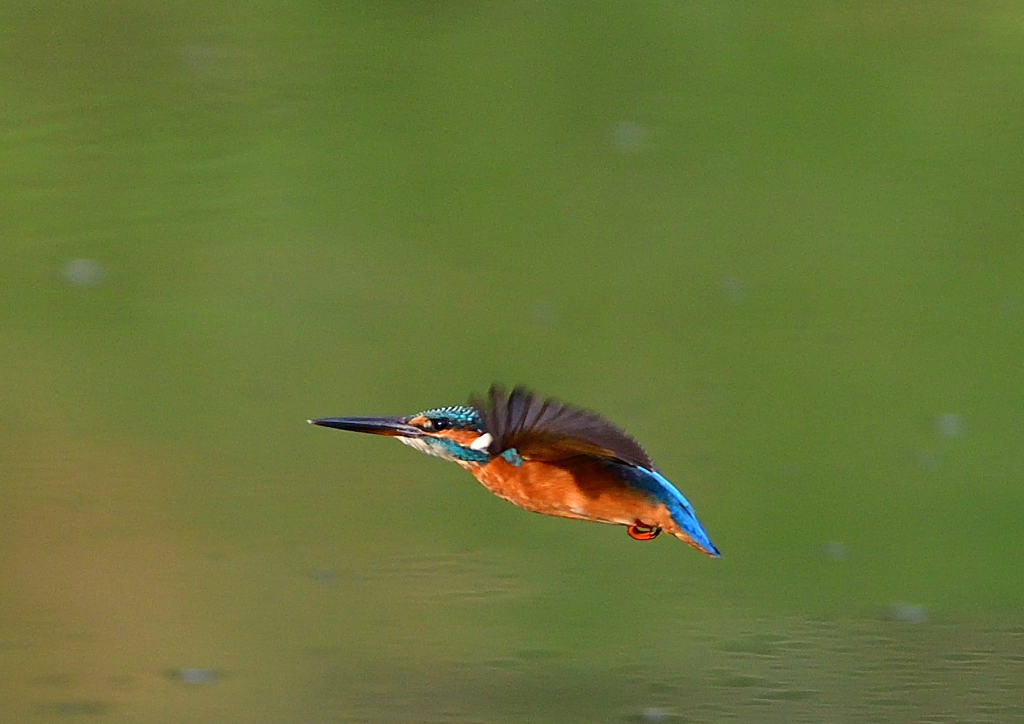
(397, 435, 461, 462)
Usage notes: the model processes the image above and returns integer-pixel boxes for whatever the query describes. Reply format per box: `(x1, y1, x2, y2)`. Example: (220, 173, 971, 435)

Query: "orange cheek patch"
(438, 429, 483, 446)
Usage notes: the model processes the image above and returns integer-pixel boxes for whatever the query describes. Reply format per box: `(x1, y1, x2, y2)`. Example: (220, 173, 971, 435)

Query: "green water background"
(2, 2, 1023, 721)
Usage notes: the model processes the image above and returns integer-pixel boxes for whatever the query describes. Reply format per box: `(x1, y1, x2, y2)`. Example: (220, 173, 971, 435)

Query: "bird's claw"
(627, 523, 661, 541)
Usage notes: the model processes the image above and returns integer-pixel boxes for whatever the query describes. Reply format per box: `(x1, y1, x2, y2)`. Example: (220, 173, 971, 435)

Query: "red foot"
(627, 523, 661, 541)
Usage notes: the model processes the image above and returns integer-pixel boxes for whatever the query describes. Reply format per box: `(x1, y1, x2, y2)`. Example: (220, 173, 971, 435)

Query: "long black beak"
(307, 416, 423, 437)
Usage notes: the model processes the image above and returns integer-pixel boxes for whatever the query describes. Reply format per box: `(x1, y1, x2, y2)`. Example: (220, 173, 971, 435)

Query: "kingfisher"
(309, 385, 719, 557)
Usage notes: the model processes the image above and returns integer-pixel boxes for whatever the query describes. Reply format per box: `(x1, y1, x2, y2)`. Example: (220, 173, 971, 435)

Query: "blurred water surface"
(2, 1, 1023, 721)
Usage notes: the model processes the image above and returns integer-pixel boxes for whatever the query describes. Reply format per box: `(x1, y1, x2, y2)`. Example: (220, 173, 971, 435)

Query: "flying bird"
(310, 385, 719, 557)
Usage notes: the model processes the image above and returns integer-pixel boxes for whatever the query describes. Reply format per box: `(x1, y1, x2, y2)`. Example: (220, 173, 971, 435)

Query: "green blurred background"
(2, 1, 1023, 722)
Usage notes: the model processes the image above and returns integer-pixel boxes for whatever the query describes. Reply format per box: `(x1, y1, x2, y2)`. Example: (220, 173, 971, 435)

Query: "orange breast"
(467, 456, 676, 532)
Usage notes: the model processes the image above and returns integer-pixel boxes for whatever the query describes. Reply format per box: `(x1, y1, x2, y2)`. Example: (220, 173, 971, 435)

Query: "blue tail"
(615, 464, 720, 556)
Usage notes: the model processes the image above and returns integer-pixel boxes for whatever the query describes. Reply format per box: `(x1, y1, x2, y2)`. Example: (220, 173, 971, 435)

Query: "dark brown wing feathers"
(469, 385, 654, 469)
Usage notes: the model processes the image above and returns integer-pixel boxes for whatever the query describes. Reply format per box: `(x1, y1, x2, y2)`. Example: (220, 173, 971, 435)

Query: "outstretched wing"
(469, 385, 654, 469)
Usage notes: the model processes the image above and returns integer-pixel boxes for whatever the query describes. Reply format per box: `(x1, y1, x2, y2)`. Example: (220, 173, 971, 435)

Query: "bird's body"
(471, 456, 703, 545)
(310, 386, 719, 557)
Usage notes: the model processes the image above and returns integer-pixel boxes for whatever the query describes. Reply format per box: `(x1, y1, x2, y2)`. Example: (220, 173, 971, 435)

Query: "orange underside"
(466, 455, 699, 548)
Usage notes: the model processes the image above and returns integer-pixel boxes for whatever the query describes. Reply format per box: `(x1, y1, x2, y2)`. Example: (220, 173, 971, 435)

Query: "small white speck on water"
(721, 276, 746, 304)
(309, 568, 337, 584)
(642, 707, 667, 723)
(998, 297, 1020, 318)
(889, 603, 928, 624)
(611, 121, 649, 154)
(180, 44, 218, 74)
(532, 302, 554, 325)
(823, 542, 849, 561)
(62, 258, 104, 288)
(170, 668, 218, 684)
(916, 449, 938, 470)
(935, 413, 962, 438)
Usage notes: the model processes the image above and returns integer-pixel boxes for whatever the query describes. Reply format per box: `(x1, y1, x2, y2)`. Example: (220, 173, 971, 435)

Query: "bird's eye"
(425, 417, 450, 432)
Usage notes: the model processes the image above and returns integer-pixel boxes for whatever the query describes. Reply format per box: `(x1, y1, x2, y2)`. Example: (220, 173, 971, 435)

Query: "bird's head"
(309, 405, 494, 465)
